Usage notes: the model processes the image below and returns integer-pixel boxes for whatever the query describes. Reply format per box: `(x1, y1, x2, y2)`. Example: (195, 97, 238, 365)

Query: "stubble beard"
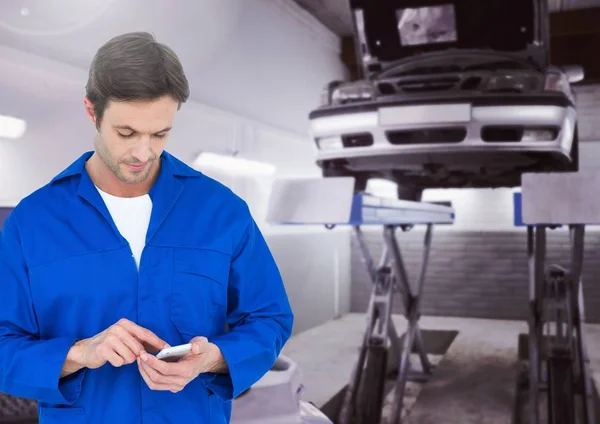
(95, 134, 153, 185)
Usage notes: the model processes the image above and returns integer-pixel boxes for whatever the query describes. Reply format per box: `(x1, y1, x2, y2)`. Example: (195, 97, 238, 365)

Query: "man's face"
(92, 96, 178, 185)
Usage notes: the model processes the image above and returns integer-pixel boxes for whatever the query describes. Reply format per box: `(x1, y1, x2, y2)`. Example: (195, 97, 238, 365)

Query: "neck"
(86, 153, 159, 198)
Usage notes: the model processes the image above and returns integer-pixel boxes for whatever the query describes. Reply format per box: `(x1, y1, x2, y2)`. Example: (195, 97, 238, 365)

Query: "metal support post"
(338, 224, 436, 424)
(527, 225, 545, 424)
(338, 226, 390, 424)
(387, 223, 434, 424)
(569, 225, 595, 424)
(520, 224, 596, 424)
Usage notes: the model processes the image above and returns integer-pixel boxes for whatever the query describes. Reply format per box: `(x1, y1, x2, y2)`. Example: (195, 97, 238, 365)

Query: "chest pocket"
(170, 248, 231, 339)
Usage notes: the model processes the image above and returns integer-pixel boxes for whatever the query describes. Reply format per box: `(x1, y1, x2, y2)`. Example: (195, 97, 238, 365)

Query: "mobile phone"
(155, 343, 192, 362)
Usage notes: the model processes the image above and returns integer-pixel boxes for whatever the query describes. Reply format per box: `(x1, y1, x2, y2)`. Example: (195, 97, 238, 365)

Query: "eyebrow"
(113, 125, 172, 134)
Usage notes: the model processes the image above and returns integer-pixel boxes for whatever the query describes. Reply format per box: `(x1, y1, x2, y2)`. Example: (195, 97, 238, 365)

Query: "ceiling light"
(193, 152, 276, 176)
(0, 0, 118, 36)
(0, 115, 26, 139)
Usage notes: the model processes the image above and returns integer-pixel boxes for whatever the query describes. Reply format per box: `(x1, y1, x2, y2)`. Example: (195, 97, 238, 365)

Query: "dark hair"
(85, 32, 190, 128)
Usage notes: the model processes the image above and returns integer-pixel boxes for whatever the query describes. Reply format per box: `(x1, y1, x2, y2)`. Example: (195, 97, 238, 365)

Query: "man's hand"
(137, 336, 227, 393)
(61, 318, 169, 377)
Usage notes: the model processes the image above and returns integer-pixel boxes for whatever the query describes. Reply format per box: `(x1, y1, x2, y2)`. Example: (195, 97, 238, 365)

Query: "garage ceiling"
(292, 0, 600, 36)
(293, 0, 600, 83)
(292, 0, 353, 37)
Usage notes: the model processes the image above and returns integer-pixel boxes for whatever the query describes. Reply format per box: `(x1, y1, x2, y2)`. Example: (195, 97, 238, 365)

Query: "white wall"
(0, 0, 352, 334)
(175, 0, 350, 135)
(0, 0, 349, 137)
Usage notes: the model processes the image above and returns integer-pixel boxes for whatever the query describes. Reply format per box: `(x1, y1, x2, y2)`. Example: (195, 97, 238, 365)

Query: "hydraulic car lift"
(513, 172, 599, 424)
(267, 177, 455, 424)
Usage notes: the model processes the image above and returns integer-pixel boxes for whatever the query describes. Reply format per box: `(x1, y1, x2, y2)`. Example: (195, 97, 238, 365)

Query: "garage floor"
(282, 313, 600, 424)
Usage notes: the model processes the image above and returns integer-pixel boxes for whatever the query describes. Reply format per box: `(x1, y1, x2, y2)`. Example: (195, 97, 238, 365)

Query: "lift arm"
(267, 177, 455, 424)
(514, 171, 599, 424)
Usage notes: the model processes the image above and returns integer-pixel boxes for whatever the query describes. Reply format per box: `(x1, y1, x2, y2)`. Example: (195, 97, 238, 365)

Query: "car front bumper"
(309, 96, 577, 170)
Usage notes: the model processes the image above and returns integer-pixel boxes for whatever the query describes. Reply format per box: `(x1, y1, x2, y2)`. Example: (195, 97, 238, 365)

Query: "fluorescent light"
(0, 115, 26, 139)
(193, 152, 276, 176)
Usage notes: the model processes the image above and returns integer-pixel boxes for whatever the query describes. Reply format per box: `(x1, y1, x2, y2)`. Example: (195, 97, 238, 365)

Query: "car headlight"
(320, 80, 343, 106)
(521, 128, 557, 141)
(544, 72, 571, 95)
(331, 81, 375, 105)
(486, 74, 540, 92)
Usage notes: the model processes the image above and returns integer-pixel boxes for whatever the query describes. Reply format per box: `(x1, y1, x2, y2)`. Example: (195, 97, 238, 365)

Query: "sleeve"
(206, 214, 294, 400)
(0, 215, 86, 405)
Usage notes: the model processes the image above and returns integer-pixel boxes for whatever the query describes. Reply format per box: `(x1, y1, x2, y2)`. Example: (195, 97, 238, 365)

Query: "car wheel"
(397, 185, 423, 201)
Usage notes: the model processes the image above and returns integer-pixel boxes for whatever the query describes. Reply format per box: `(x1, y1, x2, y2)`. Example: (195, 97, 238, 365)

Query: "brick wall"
(350, 228, 600, 323)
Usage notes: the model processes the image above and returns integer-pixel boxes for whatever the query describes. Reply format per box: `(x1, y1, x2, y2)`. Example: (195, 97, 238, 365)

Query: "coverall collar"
(50, 150, 202, 245)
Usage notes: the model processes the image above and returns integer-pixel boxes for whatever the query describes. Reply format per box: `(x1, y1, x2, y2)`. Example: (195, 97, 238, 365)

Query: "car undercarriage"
(310, 0, 583, 200)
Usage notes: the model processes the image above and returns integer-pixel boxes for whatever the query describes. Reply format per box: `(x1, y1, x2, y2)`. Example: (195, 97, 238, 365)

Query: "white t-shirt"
(96, 187, 152, 269)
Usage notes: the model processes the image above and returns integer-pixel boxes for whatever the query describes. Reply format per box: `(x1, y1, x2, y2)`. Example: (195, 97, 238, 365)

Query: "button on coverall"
(0, 151, 294, 423)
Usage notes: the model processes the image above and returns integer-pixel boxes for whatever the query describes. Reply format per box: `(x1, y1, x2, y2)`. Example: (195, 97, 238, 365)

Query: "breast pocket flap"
(174, 248, 230, 285)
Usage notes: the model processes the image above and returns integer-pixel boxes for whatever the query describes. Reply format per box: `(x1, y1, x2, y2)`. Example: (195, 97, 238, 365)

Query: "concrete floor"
(282, 313, 600, 423)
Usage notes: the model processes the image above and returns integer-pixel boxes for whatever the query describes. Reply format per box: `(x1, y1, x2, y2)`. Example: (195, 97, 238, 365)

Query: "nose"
(130, 138, 152, 163)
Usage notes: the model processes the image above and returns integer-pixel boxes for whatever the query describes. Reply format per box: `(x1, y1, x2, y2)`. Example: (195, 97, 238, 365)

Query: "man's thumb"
(190, 336, 208, 354)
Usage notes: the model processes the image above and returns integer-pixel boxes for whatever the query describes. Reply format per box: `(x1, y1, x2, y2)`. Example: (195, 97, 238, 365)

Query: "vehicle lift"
(513, 171, 598, 424)
(267, 177, 455, 424)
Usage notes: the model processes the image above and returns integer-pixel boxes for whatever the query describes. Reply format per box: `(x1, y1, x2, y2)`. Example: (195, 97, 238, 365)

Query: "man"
(0, 32, 294, 423)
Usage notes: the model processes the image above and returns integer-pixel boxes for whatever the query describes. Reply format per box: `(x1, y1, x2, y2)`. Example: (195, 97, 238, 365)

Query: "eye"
(118, 132, 135, 139)
(154, 133, 167, 139)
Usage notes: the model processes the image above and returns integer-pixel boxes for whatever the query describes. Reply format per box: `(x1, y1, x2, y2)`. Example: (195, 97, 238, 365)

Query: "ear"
(83, 97, 97, 125)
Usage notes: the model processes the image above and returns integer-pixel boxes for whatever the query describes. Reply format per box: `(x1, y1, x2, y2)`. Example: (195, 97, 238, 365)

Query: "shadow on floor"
(320, 329, 460, 423)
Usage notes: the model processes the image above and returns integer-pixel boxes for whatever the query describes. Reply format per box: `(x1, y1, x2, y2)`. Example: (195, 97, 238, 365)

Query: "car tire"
(397, 185, 423, 202)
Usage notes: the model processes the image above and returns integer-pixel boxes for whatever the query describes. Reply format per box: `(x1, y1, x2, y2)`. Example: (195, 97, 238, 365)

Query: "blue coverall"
(0, 151, 294, 423)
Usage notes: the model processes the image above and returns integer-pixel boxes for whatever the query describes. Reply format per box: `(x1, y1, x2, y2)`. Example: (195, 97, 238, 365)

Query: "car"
(309, 0, 584, 201)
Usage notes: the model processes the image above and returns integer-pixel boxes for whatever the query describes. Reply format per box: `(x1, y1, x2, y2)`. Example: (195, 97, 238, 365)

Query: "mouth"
(124, 162, 148, 172)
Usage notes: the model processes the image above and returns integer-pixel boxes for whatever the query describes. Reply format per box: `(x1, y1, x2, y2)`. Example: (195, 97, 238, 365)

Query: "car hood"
(349, 0, 548, 75)
(374, 49, 539, 79)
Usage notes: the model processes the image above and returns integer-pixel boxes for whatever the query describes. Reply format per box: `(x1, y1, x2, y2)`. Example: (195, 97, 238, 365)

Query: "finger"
(98, 344, 126, 367)
(111, 327, 146, 357)
(189, 336, 208, 345)
(125, 323, 169, 352)
(138, 360, 170, 390)
(141, 352, 173, 374)
(141, 352, 194, 379)
(140, 361, 188, 388)
(105, 334, 138, 364)
(189, 337, 210, 355)
(138, 359, 188, 393)
(182, 344, 206, 360)
(140, 360, 167, 384)
(111, 340, 138, 364)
